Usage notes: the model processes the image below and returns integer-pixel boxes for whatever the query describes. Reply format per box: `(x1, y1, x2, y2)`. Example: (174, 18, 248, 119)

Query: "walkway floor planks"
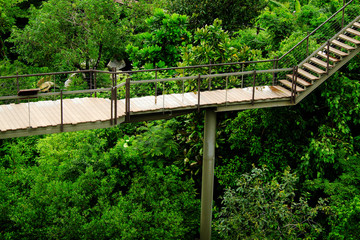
(0, 86, 292, 138)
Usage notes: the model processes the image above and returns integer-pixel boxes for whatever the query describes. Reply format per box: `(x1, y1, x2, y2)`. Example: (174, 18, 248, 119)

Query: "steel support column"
(200, 109, 217, 240)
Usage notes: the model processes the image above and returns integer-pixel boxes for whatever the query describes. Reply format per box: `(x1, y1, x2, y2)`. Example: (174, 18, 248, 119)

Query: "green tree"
(0, 122, 200, 239)
(126, 8, 191, 68)
(168, 0, 268, 31)
(214, 166, 327, 239)
(0, 0, 27, 59)
(10, 0, 128, 71)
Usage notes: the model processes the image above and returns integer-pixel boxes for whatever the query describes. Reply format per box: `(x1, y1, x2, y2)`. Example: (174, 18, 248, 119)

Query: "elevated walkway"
(0, 4, 359, 139)
(0, 86, 292, 139)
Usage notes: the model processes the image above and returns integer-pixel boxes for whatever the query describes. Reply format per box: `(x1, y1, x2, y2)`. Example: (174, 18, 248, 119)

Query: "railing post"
(89, 69, 93, 90)
(251, 70, 256, 105)
(27, 99, 31, 128)
(241, 64, 244, 88)
(198, 74, 201, 112)
(295, 66, 298, 101)
(155, 67, 158, 104)
(16, 72, 19, 103)
(53, 75, 56, 100)
(110, 87, 114, 125)
(291, 67, 295, 103)
(341, 0, 345, 29)
(292, 66, 298, 103)
(327, 40, 330, 75)
(208, 60, 212, 91)
(94, 69, 97, 97)
(16, 72, 19, 94)
(162, 81, 165, 114)
(125, 78, 130, 122)
(272, 57, 277, 85)
(114, 86, 118, 125)
(306, 32, 310, 57)
(112, 67, 116, 87)
(60, 90, 64, 132)
(225, 76, 228, 105)
(291, 66, 298, 103)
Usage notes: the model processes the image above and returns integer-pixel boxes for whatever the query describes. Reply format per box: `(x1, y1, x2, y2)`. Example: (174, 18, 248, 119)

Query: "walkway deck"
(0, 85, 292, 139)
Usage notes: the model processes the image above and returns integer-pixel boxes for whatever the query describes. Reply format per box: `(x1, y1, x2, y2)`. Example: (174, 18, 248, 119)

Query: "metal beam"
(0, 117, 125, 139)
(200, 109, 217, 240)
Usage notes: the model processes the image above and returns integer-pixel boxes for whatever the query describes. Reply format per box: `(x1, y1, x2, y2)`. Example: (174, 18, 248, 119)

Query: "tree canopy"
(1, 0, 360, 239)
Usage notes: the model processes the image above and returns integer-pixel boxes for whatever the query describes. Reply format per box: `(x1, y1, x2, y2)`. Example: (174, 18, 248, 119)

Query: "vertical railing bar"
(272, 57, 277, 85)
(53, 75, 56, 100)
(16, 72, 19, 104)
(89, 69, 93, 90)
(155, 67, 158, 104)
(306, 32, 310, 57)
(162, 81, 165, 114)
(241, 64, 244, 88)
(114, 86, 117, 125)
(182, 68, 185, 103)
(208, 60, 212, 91)
(94, 70, 97, 97)
(327, 40, 330, 75)
(125, 78, 130, 122)
(28, 98, 31, 128)
(115, 69, 117, 87)
(291, 66, 295, 103)
(342, 0, 345, 29)
(225, 76, 228, 106)
(60, 90, 64, 132)
(112, 67, 116, 87)
(294, 66, 298, 103)
(252, 71, 256, 105)
(110, 87, 114, 125)
(198, 74, 201, 112)
(182, 79, 185, 103)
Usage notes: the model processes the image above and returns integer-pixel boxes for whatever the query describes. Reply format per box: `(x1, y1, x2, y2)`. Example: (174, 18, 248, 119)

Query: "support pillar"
(200, 110, 217, 240)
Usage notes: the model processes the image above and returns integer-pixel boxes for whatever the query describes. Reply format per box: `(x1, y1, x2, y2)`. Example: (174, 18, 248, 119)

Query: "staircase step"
(279, 80, 305, 92)
(317, 52, 341, 63)
(353, 22, 360, 28)
(297, 68, 319, 81)
(303, 63, 326, 75)
(328, 47, 349, 57)
(331, 40, 355, 51)
(347, 28, 360, 37)
(286, 74, 311, 87)
(273, 85, 292, 96)
(309, 57, 334, 69)
(338, 34, 360, 45)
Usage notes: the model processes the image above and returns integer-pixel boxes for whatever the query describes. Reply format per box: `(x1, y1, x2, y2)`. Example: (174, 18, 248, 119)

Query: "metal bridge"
(1, 9, 360, 139)
(0, 2, 359, 239)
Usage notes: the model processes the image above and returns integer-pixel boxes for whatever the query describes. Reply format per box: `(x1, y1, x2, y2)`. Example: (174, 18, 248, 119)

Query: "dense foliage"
(215, 167, 328, 239)
(1, 0, 360, 239)
(167, 0, 268, 31)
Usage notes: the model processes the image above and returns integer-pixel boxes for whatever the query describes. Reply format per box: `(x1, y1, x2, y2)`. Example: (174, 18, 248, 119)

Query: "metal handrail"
(0, 68, 292, 101)
(279, 0, 355, 61)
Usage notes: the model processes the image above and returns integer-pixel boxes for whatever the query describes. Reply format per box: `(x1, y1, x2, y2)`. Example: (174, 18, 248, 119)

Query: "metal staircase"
(279, 16, 360, 104)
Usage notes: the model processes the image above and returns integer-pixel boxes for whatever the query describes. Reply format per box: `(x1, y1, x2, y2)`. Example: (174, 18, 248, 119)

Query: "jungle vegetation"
(1, 0, 360, 239)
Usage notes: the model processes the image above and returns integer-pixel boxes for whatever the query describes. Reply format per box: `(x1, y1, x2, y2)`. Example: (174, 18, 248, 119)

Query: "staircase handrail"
(279, 0, 355, 62)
